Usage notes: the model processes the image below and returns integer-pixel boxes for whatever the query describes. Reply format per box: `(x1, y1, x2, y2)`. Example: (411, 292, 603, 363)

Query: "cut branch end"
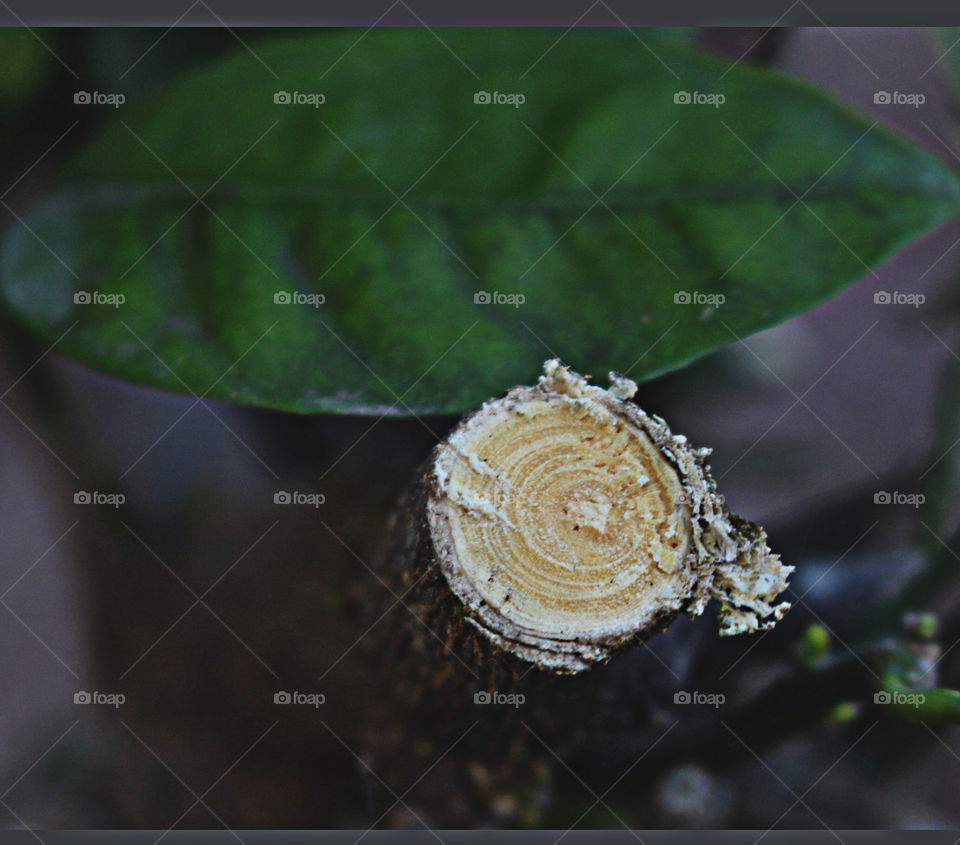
(408, 360, 792, 675)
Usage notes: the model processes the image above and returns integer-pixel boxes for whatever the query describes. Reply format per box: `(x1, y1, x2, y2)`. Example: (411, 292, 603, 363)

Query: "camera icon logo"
(74, 291, 92, 305)
(274, 691, 291, 704)
(274, 91, 291, 105)
(74, 691, 91, 704)
(674, 691, 691, 704)
(74, 491, 92, 505)
(74, 91, 91, 105)
(874, 91, 891, 105)
(674, 91, 691, 105)
(673, 291, 691, 305)
(873, 291, 891, 304)
(474, 691, 491, 704)
(874, 491, 891, 505)
(274, 491, 291, 505)
(473, 91, 491, 105)
(274, 291, 292, 305)
(874, 691, 891, 704)
(473, 291, 492, 305)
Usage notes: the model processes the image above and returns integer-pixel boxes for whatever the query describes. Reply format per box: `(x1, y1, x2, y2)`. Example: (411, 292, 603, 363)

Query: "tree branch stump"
(361, 360, 794, 825)
(385, 359, 791, 679)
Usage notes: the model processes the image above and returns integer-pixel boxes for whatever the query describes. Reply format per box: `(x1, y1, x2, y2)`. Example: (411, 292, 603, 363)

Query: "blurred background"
(2, 26, 960, 830)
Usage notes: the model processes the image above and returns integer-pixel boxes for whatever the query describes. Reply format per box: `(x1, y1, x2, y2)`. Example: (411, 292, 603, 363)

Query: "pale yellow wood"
(426, 360, 793, 673)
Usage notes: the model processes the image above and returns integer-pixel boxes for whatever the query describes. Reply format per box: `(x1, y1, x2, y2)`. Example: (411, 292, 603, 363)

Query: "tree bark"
(360, 360, 794, 825)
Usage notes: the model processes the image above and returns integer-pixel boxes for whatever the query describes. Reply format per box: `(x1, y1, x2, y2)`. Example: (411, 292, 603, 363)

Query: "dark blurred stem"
(874, 334, 960, 628)
(616, 636, 960, 801)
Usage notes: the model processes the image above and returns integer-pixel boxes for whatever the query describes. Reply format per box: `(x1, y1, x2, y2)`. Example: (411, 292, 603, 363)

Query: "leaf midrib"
(47, 177, 960, 214)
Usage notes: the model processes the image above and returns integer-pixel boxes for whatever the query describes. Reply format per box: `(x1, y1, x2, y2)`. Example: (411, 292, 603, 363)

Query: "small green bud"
(828, 701, 860, 724)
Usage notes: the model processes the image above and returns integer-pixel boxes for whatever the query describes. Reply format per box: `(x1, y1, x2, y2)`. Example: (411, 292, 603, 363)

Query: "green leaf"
(880, 682, 960, 724)
(3, 29, 959, 414)
(933, 29, 960, 94)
